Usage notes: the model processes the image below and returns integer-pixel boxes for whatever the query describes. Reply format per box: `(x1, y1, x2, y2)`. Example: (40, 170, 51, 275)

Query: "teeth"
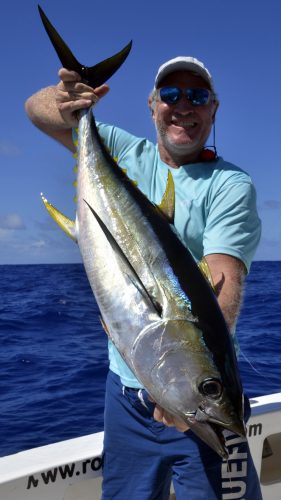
(172, 121, 196, 127)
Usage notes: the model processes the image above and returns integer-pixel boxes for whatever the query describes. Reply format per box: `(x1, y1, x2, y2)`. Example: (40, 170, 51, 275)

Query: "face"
(149, 71, 218, 166)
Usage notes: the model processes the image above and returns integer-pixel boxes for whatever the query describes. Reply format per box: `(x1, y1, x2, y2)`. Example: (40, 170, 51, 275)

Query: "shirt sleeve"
(72, 121, 141, 159)
(96, 122, 144, 162)
(72, 120, 156, 199)
(203, 180, 261, 272)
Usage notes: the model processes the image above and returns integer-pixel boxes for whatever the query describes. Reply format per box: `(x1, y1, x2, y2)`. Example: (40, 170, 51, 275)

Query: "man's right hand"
(25, 68, 110, 151)
(55, 68, 110, 127)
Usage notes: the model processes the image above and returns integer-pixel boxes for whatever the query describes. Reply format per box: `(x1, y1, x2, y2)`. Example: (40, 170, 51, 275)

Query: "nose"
(173, 98, 195, 114)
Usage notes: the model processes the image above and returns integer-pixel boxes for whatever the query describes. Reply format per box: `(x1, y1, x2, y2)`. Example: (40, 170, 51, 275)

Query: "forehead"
(158, 70, 211, 89)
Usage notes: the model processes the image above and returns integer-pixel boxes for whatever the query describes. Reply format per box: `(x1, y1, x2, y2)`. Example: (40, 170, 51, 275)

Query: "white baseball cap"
(154, 56, 215, 91)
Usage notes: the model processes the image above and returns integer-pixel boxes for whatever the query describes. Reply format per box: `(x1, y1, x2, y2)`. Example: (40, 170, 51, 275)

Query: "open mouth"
(171, 120, 197, 129)
(183, 409, 236, 459)
(185, 415, 229, 459)
(210, 422, 228, 457)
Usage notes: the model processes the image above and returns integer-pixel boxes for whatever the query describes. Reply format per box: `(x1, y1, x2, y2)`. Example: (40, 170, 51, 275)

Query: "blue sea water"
(1, 261, 281, 458)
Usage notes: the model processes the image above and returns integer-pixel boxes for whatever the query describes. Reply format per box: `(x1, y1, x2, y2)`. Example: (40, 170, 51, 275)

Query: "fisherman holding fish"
(26, 48, 262, 499)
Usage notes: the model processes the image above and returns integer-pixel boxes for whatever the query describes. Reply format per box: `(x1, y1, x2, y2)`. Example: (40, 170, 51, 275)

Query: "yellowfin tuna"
(39, 6, 246, 458)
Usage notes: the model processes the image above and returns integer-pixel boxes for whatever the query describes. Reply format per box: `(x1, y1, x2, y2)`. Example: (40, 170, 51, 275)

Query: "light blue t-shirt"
(77, 122, 261, 388)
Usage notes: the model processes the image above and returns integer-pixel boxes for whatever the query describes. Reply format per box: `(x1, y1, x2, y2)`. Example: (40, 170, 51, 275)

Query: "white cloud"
(262, 200, 281, 210)
(30, 239, 47, 249)
(0, 229, 11, 241)
(0, 141, 21, 157)
(0, 214, 26, 230)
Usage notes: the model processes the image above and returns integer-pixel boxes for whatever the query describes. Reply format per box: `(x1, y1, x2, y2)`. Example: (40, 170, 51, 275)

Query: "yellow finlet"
(198, 257, 215, 291)
(157, 170, 175, 223)
(41, 193, 77, 242)
(100, 316, 110, 336)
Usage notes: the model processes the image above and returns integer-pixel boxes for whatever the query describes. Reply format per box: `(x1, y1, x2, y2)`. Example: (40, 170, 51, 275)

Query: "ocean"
(1, 261, 281, 458)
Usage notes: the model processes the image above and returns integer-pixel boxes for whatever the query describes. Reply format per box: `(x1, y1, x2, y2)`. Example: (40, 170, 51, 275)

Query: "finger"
(58, 67, 81, 82)
(58, 99, 93, 114)
(93, 84, 110, 98)
(154, 405, 190, 431)
(174, 421, 190, 432)
(154, 407, 176, 427)
(162, 413, 175, 427)
(172, 413, 190, 432)
(57, 80, 95, 94)
(59, 82, 94, 93)
(163, 414, 189, 431)
(72, 82, 96, 93)
(56, 89, 97, 103)
(153, 405, 164, 422)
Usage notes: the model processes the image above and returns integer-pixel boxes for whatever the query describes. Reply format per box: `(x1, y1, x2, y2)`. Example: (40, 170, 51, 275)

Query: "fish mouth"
(184, 413, 228, 458)
(186, 417, 229, 459)
(208, 422, 229, 458)
(184, 406, 246, 459)
(195, 405, 246, 437)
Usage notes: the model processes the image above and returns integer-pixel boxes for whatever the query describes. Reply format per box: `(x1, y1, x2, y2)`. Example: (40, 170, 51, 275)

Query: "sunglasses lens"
(159, 87, 181, 104)
(186, 88, 210, 105)
(159, 87, 211, 106)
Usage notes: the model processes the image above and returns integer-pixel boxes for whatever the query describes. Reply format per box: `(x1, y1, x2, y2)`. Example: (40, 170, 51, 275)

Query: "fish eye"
(199, 378, 222, 399)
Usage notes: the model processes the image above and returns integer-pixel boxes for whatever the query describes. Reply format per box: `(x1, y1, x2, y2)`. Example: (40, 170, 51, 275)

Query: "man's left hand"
(153, 404, 189, 432)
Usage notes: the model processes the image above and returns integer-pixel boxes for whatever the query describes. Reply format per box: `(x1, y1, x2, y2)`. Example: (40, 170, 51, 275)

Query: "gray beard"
(156, 125, 202, 159)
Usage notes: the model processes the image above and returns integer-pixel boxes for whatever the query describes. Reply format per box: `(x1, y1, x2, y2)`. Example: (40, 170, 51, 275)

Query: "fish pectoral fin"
(41, 193, 77, 242)
(156, 170, 175, 223)
(38, 5, 132, 88)
(84, 199, 162, 317)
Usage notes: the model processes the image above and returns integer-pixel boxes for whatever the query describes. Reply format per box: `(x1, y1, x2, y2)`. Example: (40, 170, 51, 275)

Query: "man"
(25, 56, 262, 499)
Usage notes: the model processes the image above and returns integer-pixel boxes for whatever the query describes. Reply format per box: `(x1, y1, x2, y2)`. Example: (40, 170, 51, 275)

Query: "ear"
(148, 97, 155, 120)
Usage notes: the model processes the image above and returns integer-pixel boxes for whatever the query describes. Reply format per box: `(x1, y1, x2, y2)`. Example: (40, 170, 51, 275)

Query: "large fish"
(38, 6, 246, 458)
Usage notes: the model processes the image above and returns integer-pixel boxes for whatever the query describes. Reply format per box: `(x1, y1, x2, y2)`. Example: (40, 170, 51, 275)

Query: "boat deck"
(1, 393, 281, 499)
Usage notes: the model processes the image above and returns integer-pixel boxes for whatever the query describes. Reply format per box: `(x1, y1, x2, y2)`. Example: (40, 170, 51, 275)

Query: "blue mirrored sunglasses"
(159, 87, 212, 106)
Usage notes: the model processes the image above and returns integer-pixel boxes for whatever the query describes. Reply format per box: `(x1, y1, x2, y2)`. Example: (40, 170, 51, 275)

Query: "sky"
(1, 0, 281, 264)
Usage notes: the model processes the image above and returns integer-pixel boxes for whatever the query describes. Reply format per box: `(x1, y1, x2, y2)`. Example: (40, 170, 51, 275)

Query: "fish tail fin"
(38, 5, 132, 88)
(41, 193, 77, 242)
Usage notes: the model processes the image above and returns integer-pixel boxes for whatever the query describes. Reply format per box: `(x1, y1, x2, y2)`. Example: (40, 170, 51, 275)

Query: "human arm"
(205, 253, 246, 332)
(25, 68, 109, 151)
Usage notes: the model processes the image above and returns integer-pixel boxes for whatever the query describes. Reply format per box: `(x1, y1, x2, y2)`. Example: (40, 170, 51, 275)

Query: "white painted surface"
(1, 395, 281, 500)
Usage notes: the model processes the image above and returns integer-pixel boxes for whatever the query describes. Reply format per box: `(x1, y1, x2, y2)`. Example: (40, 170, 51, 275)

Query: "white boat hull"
(1, 393, 281, 499)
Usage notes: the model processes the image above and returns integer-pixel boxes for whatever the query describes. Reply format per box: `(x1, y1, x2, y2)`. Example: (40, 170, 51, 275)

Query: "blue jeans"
(102, 370, 262, 499)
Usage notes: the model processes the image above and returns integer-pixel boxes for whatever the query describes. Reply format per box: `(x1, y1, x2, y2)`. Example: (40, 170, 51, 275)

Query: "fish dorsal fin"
(41, 193, 77, 242)
(157, 171, 175, 223)
(198, 257, 215, 291)
(84, 199, 162, 317)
